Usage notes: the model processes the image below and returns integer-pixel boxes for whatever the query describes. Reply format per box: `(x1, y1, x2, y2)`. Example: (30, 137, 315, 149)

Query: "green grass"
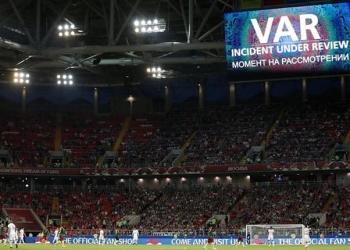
(6, 244, 350, 250)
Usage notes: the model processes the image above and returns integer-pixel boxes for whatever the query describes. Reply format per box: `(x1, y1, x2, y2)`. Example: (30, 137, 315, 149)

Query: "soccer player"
(236, 229, 246, 248)
(14, 228, 19, 246)
(42, 228, 49, 244)
(0, 223, 7, 246)
(58, 226, 66, 247)
(52, 227, 59, 245)
(132, 227, 139, 245)
(203, 227, 217, 250)
(98, 228, 105, 245)
(7, 220, 18, 249)
(304, 225, 311, 250)
(114, 229, 120, 245)
(267, 226, 275, 246)
(18, 228, 25, 244)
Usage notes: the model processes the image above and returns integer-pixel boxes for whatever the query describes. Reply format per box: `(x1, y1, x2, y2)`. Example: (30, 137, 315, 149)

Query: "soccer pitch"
(11, 245, 350, 250)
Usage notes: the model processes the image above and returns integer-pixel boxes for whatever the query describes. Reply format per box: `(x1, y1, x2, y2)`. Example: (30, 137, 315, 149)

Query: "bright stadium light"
(13, 71, 30, 84)
(58, 23, 78, 37)
(146, 66, 165, 78)
(134, 18, 166, 33)
(57, 74, 74, 85)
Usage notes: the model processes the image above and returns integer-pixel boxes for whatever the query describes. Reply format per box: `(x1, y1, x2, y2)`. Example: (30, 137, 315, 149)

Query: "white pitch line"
(151, 247, 188, 249)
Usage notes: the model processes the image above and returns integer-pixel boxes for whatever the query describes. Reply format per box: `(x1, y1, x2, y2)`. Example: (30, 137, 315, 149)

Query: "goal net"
(246, 224, 305, 245)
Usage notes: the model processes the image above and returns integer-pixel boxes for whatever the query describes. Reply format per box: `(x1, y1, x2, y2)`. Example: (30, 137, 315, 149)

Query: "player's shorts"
(59, 236, 64, 241)
(115, 236, 119, 240)
(207, 238, 214, 243)
(238, 236, 244, 242)
(0, 234, 5, 239)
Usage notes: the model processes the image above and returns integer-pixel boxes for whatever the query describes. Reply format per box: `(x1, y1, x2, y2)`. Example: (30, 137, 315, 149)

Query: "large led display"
(224, 3, 350, 80)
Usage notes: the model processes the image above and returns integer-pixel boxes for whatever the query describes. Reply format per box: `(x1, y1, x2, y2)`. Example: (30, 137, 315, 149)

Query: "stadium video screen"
(224, 2, 350, 81)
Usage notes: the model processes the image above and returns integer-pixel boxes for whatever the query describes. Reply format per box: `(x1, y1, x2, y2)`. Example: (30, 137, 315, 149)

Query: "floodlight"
(133, 18, 166, 33)
(13, 71, 30, 84)
(58, 23, 78, 37)
(57, 73, 74, 85)
(146, 66, 165, 78)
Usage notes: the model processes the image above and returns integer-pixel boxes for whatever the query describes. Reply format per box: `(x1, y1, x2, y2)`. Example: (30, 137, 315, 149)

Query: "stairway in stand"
(4, 208, 43, 232)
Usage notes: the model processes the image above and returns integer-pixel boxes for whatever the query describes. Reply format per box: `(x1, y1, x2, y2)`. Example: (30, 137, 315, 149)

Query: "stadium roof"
(0, 0, 229, 87)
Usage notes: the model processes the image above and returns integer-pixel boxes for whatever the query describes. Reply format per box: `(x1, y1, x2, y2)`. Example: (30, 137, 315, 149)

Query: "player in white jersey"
(52, 228, 59, 245)
(7, 220, 18, 249)
(132, 228, 139, 245)
(98, 228, 105, 245)
(267, 226, 275, 246)
(14, 228, 19, 245)
(304, 225, 311, 250)
(18, 228, 25, 244)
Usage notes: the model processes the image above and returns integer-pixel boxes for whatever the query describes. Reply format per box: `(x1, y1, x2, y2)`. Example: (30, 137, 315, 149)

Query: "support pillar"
(340, 76, 346, 102)
(264, 81, 270, 106)
(21, 86, 26, 114)
(302, 78, 307, 103)
(164, 86, 171, 113)
(198, 84, 204, 111)
(229, 83, 236, 107)
(93, 87, 98, 115)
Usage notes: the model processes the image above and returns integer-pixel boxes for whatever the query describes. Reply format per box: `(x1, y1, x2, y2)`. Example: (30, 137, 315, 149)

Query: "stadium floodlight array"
(134, 18, 166, 33)
(58, 23, 76, 37)
(146, 66, 165, 78)
(13, 72, 30, 84)
(246, 224, 305, 245)
(57, 74, 74, 85)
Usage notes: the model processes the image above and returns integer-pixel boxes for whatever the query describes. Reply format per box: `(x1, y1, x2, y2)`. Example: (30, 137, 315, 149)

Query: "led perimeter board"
(224, 2, 350, 81)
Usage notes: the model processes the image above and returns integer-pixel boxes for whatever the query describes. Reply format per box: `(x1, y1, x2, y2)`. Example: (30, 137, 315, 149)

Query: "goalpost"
(246, 224, 305, 245)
